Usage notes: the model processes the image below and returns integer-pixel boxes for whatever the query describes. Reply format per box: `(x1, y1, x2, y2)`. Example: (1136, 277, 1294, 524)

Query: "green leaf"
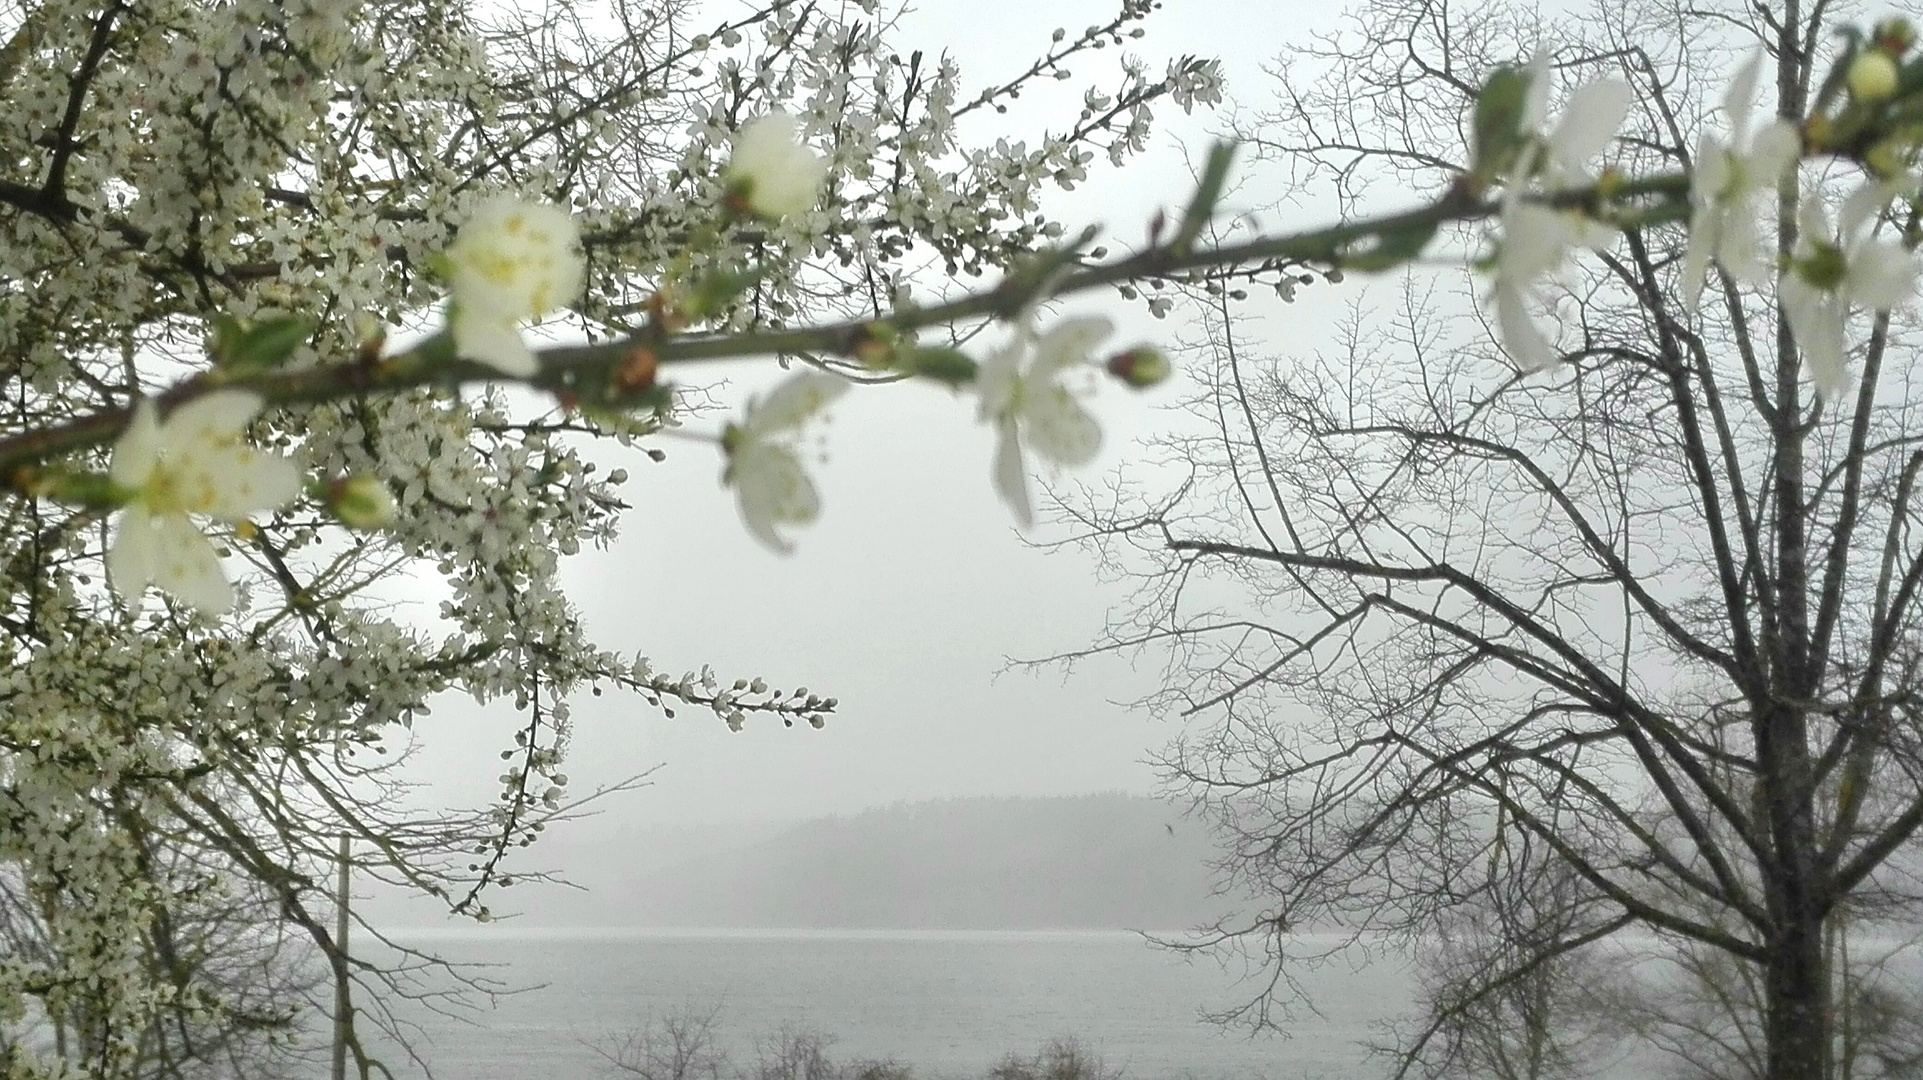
(1814, 29, 1865, 113)
(1471, 65, 1531, 183)
(1340, 219, 1441, 273)
(215, 315, 314, 372)
(688, 265, 767, 320)
(1900, 55, 1923, 97)
(1171, 141, 1237, 253)
(904, 347, 979, 387)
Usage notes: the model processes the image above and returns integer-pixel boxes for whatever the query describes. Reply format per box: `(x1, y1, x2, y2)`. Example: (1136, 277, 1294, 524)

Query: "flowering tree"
(1032, 3, 1923, 1080)
(0, 0, 1242, 1074)
(6, 0, 1919, 1076)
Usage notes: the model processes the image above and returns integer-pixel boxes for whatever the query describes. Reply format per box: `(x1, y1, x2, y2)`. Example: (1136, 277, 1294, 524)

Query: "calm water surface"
(368, 929, 1413, 1080)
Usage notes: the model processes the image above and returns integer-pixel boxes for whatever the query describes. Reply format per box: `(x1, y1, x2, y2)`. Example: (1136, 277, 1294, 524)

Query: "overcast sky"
(403, 0, 1342, 840)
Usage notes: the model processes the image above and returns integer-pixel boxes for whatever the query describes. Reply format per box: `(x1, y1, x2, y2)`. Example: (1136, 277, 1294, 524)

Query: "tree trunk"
(1765, 915, 1831, 1080)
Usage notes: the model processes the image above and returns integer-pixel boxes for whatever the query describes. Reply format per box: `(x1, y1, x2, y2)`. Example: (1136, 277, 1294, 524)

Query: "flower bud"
(1865, 137, 1909, 180)
(1848, 51, 1899, 102)
(723, 113, 827, 219)
(614, 345, 658, 394)
(1873, 18, 1914, 56)
(328, 474, 396, 529)
(852, 321, 901, 368)
(1106, 346, 1173, 388)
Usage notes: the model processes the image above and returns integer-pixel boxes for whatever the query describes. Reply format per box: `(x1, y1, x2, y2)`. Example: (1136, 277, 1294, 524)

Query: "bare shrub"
(754, 1027, 840, 1080)
(988, 1037, 1122, 1080)
(849, 1059, 914, 1080)
(596, 1003, 732, 1080)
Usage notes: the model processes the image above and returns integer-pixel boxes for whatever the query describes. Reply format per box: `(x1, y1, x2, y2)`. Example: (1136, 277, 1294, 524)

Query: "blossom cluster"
(0, 0, 1212, 1069)
(1486, 47, 1919, 398)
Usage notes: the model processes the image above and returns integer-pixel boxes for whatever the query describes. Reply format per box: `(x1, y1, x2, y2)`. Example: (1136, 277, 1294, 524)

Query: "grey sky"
(404, 0, 1340, 836)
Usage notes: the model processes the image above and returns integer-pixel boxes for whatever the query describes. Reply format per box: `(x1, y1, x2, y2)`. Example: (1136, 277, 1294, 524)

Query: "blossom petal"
(1499, 203, 1573, 281)
(1723, 52, 1762, 143)
(1781, 275, 1849, 399)
(198, 449, 303, 519)
(746, 372, 849, 435)
(975, 339, 1024, 421)
(1021, 384, 1103, 467)
(109, 398, 163, 490)
(1717, 208, 1765, 286)
(1840, 181, 1891, 241)
(1680, 205, 1716, 314)
(1496, 281, 1559, 373)
(1747, 121, 1801, 185)
(1796, 196, 1832, 252)
(1549, 79, 1632, 171)
(1692, 134, 1730, 207)
(158, 390, 264, 457)
(1029, 316, 1113, 379)
(992, 421, 1033, 528)
(727, 442, 818, 554)
(1520, 49, 1553, 134)
(452, 308, 539, 377)
(726, 113, 828, 218)
(1849, 242, 1919, 311)
(107, 507, 162, 607)
(447, 196, 584, 322)
(148, 513, 234, 615)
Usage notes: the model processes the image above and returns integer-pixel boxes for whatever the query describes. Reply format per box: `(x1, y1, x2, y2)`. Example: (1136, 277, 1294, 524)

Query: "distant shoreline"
(371, 926, 1194, 942)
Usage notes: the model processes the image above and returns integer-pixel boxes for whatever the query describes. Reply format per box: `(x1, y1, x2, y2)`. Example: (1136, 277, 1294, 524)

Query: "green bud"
(1874, 18, 1914, 56)
(904, 347, 979, 387)
(327, 474, 396, 529)
(1850, 51, 1899, 102)
(1105, 346, 1173, 388)
(853, 321, 904, 368)
(1864, 136, 1912, 179)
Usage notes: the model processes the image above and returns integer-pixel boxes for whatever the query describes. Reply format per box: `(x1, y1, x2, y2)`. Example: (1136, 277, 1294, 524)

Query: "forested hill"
(403, 793, 1232, 931)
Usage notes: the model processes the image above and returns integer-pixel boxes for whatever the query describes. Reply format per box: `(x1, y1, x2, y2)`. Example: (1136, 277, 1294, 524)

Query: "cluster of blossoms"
(0, 0, 1222, 1068)
(716, 306, 1136, 550)
(703, 120, 1166, 547)
(99, 113, 1157, 605)
(1486, 43, 1920, 397)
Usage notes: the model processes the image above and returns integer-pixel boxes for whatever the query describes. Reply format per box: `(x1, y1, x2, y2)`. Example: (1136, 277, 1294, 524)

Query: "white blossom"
(1779, 183, 1920, 399)
(724, 112, 828, 219)
(1492, 197, 1584, 373)
(1520, 50, 1634, 199)
(1486, 51, 1632, 372)
(722, 371, 849, 553)
(1680, 53, 1801, 313)
(445, 196, 584, 377)
(978, 315, 1111, 527)
(107, 391, 302, 615)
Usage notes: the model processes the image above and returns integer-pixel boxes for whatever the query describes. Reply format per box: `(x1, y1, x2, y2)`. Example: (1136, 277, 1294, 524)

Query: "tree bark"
(1765, 913, 1830, 1080)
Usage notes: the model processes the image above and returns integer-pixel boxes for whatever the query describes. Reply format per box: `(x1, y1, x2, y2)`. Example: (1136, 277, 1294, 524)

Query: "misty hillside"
(378, 793, 1232, 930)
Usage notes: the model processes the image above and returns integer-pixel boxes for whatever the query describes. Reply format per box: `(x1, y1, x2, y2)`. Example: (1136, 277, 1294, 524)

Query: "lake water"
(365, 928, 1416, 1080)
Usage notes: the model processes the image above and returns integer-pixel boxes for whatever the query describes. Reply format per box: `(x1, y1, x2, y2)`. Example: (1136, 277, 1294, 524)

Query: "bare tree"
(1379, 842, 1620, 1080)
(597, 1003, 734, 1080)
(1045, 2, 1923, 1079)
(1591, 925, 1923, 1080)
